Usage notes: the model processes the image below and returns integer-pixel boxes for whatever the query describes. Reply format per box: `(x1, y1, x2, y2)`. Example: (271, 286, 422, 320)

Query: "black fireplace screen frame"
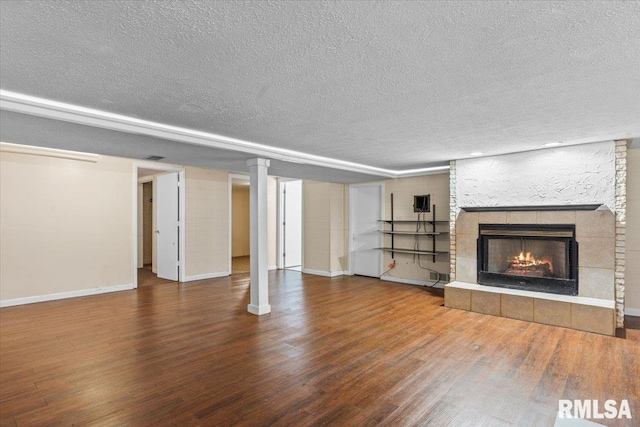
(477, 224, 578, 296)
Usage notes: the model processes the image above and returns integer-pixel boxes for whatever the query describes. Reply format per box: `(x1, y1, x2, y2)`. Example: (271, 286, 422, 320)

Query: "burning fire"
(508, 251, 554, 275)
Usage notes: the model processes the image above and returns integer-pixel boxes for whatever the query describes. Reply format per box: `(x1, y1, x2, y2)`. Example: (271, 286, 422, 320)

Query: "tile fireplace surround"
(445, 209, 616, 335)
(445, 140, 627, 336)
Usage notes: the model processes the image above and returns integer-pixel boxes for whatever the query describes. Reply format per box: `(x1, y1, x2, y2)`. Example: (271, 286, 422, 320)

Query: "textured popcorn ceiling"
(1, 1, 639, 178)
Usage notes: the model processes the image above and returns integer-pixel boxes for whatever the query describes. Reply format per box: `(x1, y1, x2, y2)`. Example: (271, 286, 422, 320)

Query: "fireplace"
(477, 224, 578, 295)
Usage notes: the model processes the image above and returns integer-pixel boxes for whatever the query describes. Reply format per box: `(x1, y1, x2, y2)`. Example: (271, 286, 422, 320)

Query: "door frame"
(349, 182, 384, 277)
(228, 173, 250, 273)
(133, 163, 186, 288)
(277, 178, 303, 269)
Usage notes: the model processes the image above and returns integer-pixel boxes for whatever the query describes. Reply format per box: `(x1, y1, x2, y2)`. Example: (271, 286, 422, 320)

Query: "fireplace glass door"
(477, 224, 578, 295)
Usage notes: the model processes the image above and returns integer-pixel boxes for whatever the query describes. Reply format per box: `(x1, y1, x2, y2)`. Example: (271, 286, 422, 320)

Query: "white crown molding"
(0, 141, 99, 162)
(0, 90, 449, 178)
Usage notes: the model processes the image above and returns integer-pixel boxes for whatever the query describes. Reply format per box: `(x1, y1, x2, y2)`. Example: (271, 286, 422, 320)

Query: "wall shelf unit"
(378, 220, 449, 224)
(376, 248, 448, 256)
(375, 194, 449, 263)
(380, 231, 445, 236)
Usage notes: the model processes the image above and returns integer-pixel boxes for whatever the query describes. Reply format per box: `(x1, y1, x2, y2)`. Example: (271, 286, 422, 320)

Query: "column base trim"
(248, 304, 271, 315)
(301, 269, 347, 277)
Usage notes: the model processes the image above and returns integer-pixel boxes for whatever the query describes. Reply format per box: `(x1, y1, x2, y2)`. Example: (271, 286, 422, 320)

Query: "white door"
(351, 184, 382, 277)
(283, 180, 302, 268)
(156, 172, 179, 281)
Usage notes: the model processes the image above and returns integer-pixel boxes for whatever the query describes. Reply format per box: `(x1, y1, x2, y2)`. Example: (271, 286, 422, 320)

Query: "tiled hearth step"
(444, 281, 615, 336)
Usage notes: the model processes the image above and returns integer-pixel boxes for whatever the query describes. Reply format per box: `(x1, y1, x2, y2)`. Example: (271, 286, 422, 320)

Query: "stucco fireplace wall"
(447, 141, 626, 333)
(455, 141, 616, 211)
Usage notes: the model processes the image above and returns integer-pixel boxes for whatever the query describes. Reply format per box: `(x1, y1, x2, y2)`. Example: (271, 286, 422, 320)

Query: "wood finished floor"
(137, 265, 176, 287)
(1, 271, 638, 426)
(232, 256, 250, 274)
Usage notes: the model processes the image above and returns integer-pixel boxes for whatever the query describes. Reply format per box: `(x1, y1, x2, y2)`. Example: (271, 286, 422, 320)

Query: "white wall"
(303, 174, 452, 282)
(382, 173, 450, 284)
(456, 141, 616, 211)
(303, 181, 332, 272)
(302, 180, 347, 275)
(184, 166, 230, 279)
(0, 146, 237, 304)
(0, 151, 133, 302)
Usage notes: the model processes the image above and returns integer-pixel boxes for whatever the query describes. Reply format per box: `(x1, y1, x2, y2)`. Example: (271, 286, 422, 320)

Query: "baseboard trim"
(183, 271, 230, 282)
(301, 269, 347, 277)
(268, 265, 278, 271)
(381, 275, 445, 289)
(0, 284, 135, 308)
(625, 307, 640, 317)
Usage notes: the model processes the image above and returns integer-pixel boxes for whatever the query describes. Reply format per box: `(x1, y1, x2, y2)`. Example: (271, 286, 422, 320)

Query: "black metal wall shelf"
(378, 220, 449, 224)
(380, 231, 447, 236)
(376, 247, 448, 256)
(375, 193, 449, 262)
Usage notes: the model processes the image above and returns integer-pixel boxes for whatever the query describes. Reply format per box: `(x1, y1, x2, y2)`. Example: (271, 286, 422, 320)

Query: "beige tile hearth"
(445, 282, 616, 336)
(533, 299, 572, 328)
(444, 287, 470, 310)
(571, 304, 615, 335)
(471, 290, 500, 315)
(501, 294, 533, 321)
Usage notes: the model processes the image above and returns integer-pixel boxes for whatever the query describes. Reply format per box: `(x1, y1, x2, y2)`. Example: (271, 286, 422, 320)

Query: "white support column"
(247, 158, 271, 315)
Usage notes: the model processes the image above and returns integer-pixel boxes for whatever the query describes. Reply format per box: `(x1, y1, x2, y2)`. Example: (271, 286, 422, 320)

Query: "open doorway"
(138, 180, 163, 286)
(135, 165, 185, 287)
(231, 176, 250, 274)
(279, 179, 302, 271)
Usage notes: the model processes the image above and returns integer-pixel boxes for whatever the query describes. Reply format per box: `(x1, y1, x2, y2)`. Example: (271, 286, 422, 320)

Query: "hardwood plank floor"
(232, 256, 250, 274)
(1, 271, 638, 426)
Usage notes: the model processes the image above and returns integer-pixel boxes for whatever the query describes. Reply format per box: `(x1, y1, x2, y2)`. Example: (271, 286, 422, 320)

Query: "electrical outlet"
(429, 272, 450, 282)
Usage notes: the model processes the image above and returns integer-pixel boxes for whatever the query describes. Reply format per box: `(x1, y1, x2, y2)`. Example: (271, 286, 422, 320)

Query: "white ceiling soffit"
(1, 1, 639, 180)
(0, 110, 388, 183)
(0, 90, 443, 179)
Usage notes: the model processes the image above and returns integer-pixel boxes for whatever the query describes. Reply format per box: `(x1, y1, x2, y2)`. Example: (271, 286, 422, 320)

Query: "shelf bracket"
(390, 193, 394, 259)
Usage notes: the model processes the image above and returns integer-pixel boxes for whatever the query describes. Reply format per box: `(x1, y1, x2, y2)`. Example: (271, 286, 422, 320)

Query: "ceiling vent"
(144, 155, 164, 161)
